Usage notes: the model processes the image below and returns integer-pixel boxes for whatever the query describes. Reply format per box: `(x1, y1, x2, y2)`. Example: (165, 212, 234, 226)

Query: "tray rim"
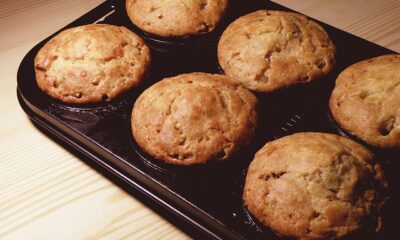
(16, 1, 249, 238)
(17, 87, 244, 240)
(16, 0, 398, 239)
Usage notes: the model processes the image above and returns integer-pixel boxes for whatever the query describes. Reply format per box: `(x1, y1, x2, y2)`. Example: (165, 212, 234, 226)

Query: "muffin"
(34, 24, 151, 103)
(218, 10, 335, 92)
(330, 54, 400, 148)
(125, 0, 228, 38)
(131, 72, 258, 165)
(243, 132, 387, 240)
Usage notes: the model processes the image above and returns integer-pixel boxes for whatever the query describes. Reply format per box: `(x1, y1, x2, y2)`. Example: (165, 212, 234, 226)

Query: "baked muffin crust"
(34, 24, 151, 103)
(243, 132, 387, 240)
(218, 10, 335, 92)
(330, 54, 400, 148)
(126, 0, 228, 37)
(131, 72, 258, 165)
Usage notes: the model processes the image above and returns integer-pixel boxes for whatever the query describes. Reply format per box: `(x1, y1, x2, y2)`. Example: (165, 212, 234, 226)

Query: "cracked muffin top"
(243, 132, 388, 240)
(131, 72, 258, 165)
(34, 24, 151, 103)
(330, 54, 400, 148)
(125, 0, 228, 38)
(218, 10, 335, 92)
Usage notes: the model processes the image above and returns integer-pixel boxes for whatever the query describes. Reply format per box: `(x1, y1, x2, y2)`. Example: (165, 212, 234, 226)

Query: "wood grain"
(273, 0, 400, 52)
(0, 1, 398, 239)
(0, 1, 189, 239)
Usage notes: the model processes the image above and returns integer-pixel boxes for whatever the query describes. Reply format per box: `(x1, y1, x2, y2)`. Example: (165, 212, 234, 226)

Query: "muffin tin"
(17, 0, 399, 239)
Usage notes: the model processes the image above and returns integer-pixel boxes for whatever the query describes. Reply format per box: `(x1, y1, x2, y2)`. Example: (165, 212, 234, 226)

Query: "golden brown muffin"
(34, 24, 151, 103)
(243, 132, 387, 240)
(131, 72, 258, 165)
(218, 10, 335, 92)
(330, 54, 400, 148)
(125, 0, 228, 37)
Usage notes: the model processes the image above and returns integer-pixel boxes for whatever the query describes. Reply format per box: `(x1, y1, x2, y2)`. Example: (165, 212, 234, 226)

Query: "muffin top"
(243, 132, 387, 240)
(126, 0, 228, 37)
(34, 24, 151, 103)
(330, 54, 400, 148)
(218, 10, 335, 92)
(131, 72, 258, 165)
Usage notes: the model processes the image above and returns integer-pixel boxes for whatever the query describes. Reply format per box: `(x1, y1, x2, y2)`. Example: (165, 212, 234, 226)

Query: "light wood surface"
(0, 1, 398, 239)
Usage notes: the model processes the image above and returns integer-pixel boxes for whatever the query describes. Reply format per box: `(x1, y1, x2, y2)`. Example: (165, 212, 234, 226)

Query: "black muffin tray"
(17, 0, 399, 239)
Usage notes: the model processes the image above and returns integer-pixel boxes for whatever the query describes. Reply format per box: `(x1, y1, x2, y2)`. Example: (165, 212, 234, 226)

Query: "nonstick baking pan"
(17, 0, 399, 239)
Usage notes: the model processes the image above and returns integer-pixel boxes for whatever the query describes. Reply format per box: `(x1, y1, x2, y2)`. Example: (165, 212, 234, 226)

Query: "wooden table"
(0, 1, 399, 239)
